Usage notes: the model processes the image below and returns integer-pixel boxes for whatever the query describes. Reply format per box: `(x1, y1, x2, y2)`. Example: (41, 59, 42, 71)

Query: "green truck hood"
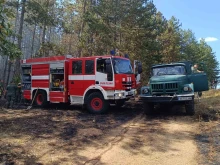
(150, 75, 188, 84)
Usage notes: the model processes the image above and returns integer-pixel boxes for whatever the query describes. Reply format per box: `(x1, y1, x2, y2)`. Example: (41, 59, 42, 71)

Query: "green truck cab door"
(189, 73, 209, 92)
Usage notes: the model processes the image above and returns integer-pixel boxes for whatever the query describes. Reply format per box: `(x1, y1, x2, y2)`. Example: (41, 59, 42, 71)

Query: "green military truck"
(139, 61, 209, 115)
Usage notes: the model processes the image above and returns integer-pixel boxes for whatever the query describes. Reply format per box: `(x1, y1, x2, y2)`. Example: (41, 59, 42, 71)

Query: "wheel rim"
(91, 97, 103, 111)
(36, 94, 43, 105)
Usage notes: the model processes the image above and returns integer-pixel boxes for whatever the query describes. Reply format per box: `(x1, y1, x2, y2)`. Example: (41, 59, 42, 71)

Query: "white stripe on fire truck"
(69, 75, 96, 80)
(32, 75, 49, 80)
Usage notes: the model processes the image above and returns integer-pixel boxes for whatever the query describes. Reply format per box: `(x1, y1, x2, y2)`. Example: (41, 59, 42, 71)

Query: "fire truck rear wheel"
(86, 92, 109, 114)
(34, 90, 48, 107)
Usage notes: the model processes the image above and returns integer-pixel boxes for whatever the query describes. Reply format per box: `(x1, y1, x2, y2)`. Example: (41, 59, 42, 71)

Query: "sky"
(153, 0, 220, 64)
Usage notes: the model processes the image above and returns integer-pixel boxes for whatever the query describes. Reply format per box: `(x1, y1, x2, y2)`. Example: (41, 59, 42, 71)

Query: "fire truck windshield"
(113, 58, 133, 74)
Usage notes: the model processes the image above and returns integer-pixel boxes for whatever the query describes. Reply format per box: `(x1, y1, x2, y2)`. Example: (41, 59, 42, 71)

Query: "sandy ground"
(79, 114, 199, 165)
(1, 100, 206, 165)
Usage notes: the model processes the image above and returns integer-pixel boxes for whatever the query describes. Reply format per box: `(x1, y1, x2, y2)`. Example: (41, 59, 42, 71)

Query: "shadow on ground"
(0, 100, 143, 164)
(1, 99, 217, 165)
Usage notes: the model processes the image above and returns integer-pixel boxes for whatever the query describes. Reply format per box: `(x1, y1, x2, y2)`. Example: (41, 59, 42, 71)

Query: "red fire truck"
(20, 55, 142, 113)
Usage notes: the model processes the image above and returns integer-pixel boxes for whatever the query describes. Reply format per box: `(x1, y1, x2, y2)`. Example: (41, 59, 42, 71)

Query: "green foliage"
(197, 40, 219, 81)
(60, 0, 219, 83)
(0, 0, 21, 59)
(158, 16, 182, 63)
(5, 0, 217, 83)
(12, 75, 21, 84)
(81, 0, 168, 83)
(25, 0, 56, 26)
(36, 42, 65, 57)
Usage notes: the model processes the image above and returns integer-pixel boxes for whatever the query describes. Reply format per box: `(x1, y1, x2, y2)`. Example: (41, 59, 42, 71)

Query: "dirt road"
(80, 112, 199, 165)
(1, 100, 208, 165)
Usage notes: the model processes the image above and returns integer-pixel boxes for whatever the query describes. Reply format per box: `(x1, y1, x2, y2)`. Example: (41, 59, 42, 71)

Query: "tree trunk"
(68, 13, 74, 55)
(48, 26, 52, 43)
(89, 33, 93, 56)
(114, 0, 118, 44)
(42, 23, 47, 57)
(14, 0, 26, 78)
(78, 0, 87, 57)
(42, 23, 46, 45)
(68, 33, 73, 54)
(31, 23, 37, 58)
(6, 61, 12, 87)
(2, 57, 8, 88)
(79, 0, 87, 38)
(41, 0, 50, 57)
(39, 27, 42, 44)
(11, 0, 20, 43)
(4, 0, 20, 86)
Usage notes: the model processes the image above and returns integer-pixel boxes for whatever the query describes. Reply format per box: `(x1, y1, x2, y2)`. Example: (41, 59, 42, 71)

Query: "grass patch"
(195, 89, 220, 121)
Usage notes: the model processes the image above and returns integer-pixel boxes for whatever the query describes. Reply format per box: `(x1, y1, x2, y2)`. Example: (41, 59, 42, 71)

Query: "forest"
(0, 0, 219, 86)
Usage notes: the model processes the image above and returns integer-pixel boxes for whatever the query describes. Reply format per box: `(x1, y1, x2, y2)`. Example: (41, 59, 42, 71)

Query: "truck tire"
(115, 100, 125, 108)
(198, 92, 202, 97)
(86, 92, 109, 114)
(185, 100, 195, 116)
(143, 102, 154, 115)
(34, 90, 48, 107)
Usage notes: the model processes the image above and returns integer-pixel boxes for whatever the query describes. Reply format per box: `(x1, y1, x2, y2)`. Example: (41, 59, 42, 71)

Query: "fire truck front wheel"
(34, 90, 48, 107)
(86, 92, 109, 114)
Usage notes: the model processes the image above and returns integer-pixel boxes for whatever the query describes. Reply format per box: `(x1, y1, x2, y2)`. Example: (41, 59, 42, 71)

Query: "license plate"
(161, 95, 169, 97)
(128, 91, 133, 95)
(178, 97, 192, 101)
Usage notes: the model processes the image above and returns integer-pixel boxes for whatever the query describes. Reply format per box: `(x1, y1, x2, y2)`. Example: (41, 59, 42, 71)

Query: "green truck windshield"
(152, 65, 186, 76)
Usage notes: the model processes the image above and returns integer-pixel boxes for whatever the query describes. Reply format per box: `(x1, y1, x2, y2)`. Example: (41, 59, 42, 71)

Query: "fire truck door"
(134, 60, 142, 85)
(96, 58, 114, 87)
(69, 59, 84, 96)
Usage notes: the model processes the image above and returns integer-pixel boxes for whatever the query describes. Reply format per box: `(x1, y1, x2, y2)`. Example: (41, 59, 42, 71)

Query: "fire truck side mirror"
(106, 64, 113, 81)
(107, 73, 113, 81)
(138, 62, 142, 74)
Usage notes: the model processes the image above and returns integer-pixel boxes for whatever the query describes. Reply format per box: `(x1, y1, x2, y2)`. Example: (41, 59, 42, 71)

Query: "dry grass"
(194, 89, 220, 164)
(0, 92, 219, 164)
(195, 89, 220, 121)
(0, 102, 143, 164)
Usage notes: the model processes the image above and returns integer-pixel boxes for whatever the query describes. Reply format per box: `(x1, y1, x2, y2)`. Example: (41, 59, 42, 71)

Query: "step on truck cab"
(21, 55, 142, 114)
(139, 61, 209, 115)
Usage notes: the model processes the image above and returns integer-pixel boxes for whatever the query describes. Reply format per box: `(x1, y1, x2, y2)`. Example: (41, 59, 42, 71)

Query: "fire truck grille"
(122, 81, 134, 90)
(151, 83, 178, 95)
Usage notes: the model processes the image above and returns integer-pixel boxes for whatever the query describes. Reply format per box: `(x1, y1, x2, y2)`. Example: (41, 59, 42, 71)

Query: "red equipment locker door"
(68, 59, 84, 96)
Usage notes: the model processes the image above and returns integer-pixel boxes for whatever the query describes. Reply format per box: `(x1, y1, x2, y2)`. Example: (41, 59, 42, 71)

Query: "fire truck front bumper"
(113, 89, 136, 100)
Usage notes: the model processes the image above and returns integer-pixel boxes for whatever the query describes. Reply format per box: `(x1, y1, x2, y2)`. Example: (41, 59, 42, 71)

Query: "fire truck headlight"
(115, 93, 124, 97)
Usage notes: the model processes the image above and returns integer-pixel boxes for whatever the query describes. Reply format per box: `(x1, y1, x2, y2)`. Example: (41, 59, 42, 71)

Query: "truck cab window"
(96, 58, 112, 74)
(97, 59, 106, 73)
(72, 61, 82, 74)
(85, 60, 94, 74)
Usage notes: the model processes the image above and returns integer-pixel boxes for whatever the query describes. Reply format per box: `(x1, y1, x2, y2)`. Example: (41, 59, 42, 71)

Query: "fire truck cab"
(21, 55, 142, 113)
